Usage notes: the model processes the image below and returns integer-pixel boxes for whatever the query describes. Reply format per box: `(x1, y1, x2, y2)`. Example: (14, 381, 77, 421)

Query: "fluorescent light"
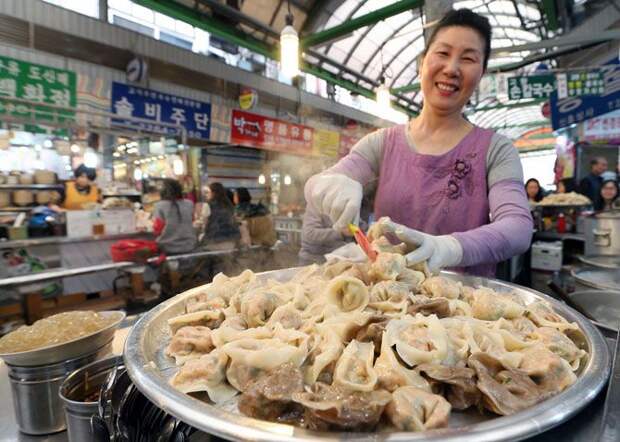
(133, 168, 143, 181)
(258, 174, 266, 185)
(280, 14, 299, 77)
(283, 174, 292, 186)
(376, 77, 391, 109)
(70, 144, 80, 153)
(173, 158, 184, 175)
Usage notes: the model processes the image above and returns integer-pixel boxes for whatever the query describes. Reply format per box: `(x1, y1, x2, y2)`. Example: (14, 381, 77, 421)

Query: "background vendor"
(62, 164, 100, 210)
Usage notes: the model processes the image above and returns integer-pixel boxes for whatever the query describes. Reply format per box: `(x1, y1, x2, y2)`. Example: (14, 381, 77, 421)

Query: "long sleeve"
(452, 179, 533, 266)
(301, 207, 344, 245)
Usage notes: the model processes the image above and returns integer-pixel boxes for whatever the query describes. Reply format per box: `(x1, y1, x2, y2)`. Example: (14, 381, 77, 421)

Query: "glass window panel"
(323, 0, 361, 28)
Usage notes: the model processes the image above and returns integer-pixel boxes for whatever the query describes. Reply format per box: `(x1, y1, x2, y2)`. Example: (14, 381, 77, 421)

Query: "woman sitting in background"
(200, 182, 240, 250)
(62, 164, 100, 210)
(556, 178, 576, 194)
(153, 179, 196, 255)
(525, 178, 544, 203)
(595, 179, 619, 211)
(233, 187, 275, 247)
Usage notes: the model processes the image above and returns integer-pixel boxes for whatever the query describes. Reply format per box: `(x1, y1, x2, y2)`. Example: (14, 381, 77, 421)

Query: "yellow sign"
(312, 129, 340, 157)
(239, 88, 257, 110)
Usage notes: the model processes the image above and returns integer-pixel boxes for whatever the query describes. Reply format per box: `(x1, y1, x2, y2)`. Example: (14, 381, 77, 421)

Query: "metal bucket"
(6, 343, 112, 435)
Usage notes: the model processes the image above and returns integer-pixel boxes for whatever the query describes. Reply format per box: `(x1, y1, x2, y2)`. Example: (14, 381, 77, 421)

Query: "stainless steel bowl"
(0, 311, 125, 367)
(124, 269, 610, 442)
(571, 267, 620, 291)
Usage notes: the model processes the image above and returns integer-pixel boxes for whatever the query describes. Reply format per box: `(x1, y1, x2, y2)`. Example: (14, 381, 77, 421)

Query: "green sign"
(0, 55, 77, 136)
(507, 74, 556, 100)
(566, 70, 604, 97)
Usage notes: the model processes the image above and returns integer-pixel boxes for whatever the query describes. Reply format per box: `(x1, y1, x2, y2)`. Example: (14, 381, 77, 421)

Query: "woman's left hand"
(378, 218, 463, 273)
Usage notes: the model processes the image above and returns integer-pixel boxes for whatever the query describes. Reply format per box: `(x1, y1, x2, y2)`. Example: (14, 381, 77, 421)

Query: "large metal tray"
(124, 269, 610, 442)
(0, 310, 125, 366)
(572, 267, 620, 291)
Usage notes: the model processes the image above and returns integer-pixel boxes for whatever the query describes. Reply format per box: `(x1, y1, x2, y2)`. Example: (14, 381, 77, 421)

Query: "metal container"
(585, 211, 620, 256)
(59, 355, 122, 442)
(578, 255, 620, 269)
(124, 268, 611, 442)
(572, 267, 620, 291)
(566, 290, 620, 333)
(0, 310, 125, 366)
(7, 343, 112, 435)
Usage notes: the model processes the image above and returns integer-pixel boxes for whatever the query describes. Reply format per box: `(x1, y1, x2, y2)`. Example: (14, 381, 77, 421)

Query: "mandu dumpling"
(240, 291, 279, 328)
(385, 314, 450, 367)
(325, 275, 369, 313)
(422, 276, 461, 300)
(368, 281, 410, 316)
(374, 331, 431, 393)
(169, 349, 237, 403)
(471, 288, 525, 321)
(369, 252, 407, 281)
(386, 386, 451, 432)
(333, 340, 377, 392)
(168, 310, 223, 334)
(221, 338, 306, 370)
(165, 326, 214, 365)
(304, 326, 344, 385)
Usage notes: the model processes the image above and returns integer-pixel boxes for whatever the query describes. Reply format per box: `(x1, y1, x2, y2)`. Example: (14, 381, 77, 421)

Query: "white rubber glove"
(308, 174, 363, 231)
(379, 218, 463, 273)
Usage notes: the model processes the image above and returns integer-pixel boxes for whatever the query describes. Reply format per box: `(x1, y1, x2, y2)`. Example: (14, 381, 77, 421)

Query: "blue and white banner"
(110, 82, 211, 140)
(550, 59, 620, 130)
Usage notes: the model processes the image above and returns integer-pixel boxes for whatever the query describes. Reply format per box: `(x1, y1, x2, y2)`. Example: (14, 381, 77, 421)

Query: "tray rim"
(124, 269, 610, 442)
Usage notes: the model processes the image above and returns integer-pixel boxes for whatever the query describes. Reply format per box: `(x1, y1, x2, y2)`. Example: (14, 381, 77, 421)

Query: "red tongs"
(348, 224, 377, 261)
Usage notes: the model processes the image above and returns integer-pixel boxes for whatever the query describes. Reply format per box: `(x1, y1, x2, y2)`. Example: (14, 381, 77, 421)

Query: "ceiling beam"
(391, 82, 420, 94)
(302, 0, 423, 48)
(470, 98, 546, 113)
(134, 0, 276, 58)
(491, 28, 620, 55)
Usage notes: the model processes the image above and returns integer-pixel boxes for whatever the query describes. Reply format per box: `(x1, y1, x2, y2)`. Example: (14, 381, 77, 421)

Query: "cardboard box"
(531, 241, 563, 271)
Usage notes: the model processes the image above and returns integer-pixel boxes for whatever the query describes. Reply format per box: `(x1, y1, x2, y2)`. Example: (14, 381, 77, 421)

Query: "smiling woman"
(305, 9, 533, 277)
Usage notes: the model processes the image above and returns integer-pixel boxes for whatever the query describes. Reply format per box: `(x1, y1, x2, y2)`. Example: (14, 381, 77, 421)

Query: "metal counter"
(0, 232, 151, 250)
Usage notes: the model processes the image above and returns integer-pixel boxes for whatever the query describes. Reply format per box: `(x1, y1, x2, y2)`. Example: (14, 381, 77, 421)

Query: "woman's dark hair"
(424, 9, 492, 71)
(558, 177, 576, 193)
(160, 178, 183, 218)
(74, 164, 97, 181)
(235, 187, 252, 204)
(596, 179, 620, 211)
(525, 178, 544, 202)
(209, 182, 233, 209)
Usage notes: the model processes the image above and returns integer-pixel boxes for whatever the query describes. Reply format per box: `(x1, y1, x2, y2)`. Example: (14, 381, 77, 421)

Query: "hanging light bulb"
(258, 174, 266, 185)
(376, 76, 391, 109)
(280, 9, 299, 78)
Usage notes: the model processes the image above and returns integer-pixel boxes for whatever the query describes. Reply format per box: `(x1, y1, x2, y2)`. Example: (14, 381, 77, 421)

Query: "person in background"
(233, 187, 253, 218)
(579, 157, 608, 206)
(556, 178, 575, 194)
(299, 203, 350, 265)
(233, 186, 275, 247)
(193, 185, 211, 232)
(525, 178, 544, 203)
(595, 179, 619, 211)
(200, 182, 240, 250)
(153, 179, 196, 255)
(62, 164, 100, 210)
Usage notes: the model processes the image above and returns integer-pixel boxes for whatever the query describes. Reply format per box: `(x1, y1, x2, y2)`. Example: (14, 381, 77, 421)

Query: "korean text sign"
(0, 55, 76, 135)
(507, 74, 555, 100)
(230, 109, 313, 155)
(110, 82, 211, 140)
(550, 61, 620, 130)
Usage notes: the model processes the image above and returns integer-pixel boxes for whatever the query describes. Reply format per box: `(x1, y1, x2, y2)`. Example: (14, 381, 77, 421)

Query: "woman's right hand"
(308, 174, 363, 230)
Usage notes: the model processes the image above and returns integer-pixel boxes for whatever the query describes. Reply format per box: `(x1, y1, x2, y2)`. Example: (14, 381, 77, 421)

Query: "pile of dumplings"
(165, 236, 588, 433)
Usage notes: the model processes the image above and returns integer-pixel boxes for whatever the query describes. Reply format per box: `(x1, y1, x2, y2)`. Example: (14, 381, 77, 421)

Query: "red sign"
(230, 110, 313, 156)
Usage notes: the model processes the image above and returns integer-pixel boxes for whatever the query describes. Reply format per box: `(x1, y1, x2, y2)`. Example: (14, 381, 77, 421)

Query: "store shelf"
(0, 184, 63, 190)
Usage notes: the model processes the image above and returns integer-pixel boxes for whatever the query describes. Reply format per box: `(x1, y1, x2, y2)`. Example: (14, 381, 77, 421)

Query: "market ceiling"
(133, 0, 608, 140)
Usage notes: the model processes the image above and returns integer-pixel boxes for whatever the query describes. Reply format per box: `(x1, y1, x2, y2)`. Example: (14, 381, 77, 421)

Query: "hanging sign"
(312, 129, 340, 157)
(110, 82, 211, 140)
(238, 87, 258, 110)
(507, 74, 555, 100)
(550, 60, 620, 130)
(582, 109, 620, 141)
(556, 70, 604, 99)
(0, 55, 76, 136)
(230, 109, 313, 156)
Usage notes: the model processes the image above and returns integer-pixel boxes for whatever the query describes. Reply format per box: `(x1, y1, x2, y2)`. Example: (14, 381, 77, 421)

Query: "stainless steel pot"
(7, 343, 112, 435)
(59, 355, 122, 442)
(567, 290, 620, 333)
(585, 211, 620, 256)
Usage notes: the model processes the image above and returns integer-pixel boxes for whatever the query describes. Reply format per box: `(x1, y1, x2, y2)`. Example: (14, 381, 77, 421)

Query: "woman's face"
(419, 26, 485, 116)
(601, 182, 618, 202)
(557, 182, 566, 194)
(76, 174, 90, 188)
(526, 181, 540, 199)
(205, 186, 213, 201)
(233, 192, 239, 205)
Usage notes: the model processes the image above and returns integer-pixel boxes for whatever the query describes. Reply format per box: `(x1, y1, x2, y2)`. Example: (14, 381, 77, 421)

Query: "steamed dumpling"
(326, 275, 369, 313)
(385, 314, 450, 367)
(333, 340, 377, 392)
(471, 288, 525, 321)
(386, 386, 451, 431)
